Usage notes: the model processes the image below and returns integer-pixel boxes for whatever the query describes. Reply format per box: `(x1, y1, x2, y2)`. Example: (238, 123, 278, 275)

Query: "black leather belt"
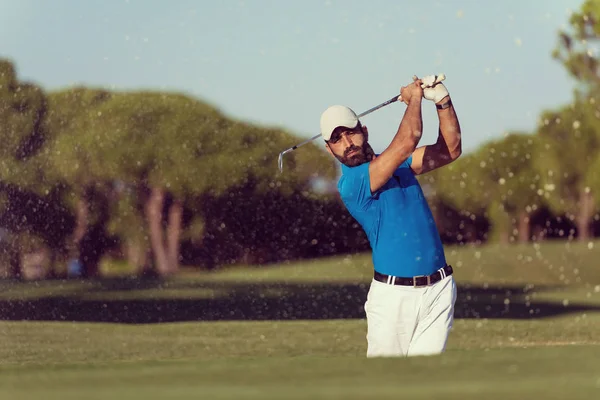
(374, 265, 453, 287)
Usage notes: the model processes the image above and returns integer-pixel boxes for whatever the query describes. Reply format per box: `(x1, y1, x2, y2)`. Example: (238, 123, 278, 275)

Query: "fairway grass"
(2, 315, 600, 364)
(1, 346, 599, 400)
(1, 317, 600, 399)
(1, 241, 600, 399)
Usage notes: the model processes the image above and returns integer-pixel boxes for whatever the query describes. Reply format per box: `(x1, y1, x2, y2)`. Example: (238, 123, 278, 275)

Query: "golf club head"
(277, 152, 284, 173)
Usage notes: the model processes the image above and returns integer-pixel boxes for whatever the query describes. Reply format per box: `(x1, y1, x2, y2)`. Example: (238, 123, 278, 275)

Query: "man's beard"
(335, 143, 373, 167)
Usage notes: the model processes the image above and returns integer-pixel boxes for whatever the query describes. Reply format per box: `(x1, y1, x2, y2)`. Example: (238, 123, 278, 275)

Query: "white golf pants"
(364, 274, 457, 357)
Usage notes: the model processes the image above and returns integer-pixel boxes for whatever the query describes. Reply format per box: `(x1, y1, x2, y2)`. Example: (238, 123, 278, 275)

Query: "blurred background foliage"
(2, 0, 600, 279)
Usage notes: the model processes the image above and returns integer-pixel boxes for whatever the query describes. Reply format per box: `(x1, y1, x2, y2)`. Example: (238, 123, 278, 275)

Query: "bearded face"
(326, 124, 373, 167)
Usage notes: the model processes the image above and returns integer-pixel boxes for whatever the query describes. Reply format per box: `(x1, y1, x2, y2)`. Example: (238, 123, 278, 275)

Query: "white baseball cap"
(320, 105, 359, 141)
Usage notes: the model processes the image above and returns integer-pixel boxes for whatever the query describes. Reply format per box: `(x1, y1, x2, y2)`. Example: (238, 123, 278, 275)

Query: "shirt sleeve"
(402, 154, 413, 170)
(338, 162, 374, 212)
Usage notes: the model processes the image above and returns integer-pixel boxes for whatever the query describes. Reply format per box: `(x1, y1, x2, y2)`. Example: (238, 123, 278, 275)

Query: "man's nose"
(341, 133, 353, 146)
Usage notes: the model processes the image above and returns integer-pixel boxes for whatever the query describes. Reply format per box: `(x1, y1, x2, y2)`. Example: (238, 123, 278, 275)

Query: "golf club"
(277, 74, 447, 173)
(277, 95, 400, 173)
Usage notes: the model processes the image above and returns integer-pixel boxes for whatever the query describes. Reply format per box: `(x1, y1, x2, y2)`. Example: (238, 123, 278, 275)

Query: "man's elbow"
(408, 130, 423, 151)
(449, 136, 462, 160)
(450, 147, 461, 160)
(393, 132, 421, 156)
(403, 137, 421, 159)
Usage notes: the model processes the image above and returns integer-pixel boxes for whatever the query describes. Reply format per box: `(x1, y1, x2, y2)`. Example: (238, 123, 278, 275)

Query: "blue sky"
(0, 0, 583, 155)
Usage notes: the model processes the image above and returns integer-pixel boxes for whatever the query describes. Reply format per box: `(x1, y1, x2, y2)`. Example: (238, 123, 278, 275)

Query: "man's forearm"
(436, 97, 461, 158)
(391, 98, 423, 157)
(367, 83, 424, 192)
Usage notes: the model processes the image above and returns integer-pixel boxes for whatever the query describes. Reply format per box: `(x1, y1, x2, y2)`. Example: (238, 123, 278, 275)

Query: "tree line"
(428, 0, 600, 244)
(0, 59, 347, 278)
(1, 0, 599, 279)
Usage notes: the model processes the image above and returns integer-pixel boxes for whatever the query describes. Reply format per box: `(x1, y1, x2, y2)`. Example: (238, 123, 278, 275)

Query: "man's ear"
(362, 125, 369, 141)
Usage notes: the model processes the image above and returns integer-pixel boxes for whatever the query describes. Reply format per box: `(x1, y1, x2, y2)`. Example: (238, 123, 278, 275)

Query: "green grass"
(1, 347, 599, 400)
(1, 318, 599, 399)
(1, 240, 600, 399)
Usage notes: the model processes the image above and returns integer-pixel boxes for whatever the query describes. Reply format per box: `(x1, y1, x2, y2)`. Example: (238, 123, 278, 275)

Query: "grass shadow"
(1, 279, 599, 323)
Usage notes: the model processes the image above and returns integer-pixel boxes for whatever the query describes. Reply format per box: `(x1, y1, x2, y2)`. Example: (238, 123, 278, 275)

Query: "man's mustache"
(344, 146, 362, 157)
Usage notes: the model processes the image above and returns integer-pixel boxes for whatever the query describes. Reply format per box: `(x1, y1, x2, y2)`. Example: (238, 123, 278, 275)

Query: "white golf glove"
(420, 74, 449, 103)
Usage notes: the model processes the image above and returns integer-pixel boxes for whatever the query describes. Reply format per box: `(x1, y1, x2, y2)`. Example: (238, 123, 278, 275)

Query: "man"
(320, 75, 462, 357)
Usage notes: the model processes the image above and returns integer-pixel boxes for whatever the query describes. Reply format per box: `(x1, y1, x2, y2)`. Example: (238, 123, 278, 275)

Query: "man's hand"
(420, 74, 449, 104)
(399, 76, 424, 105)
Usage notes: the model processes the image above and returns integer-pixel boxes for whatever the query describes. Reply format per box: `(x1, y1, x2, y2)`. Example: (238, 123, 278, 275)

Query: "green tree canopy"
(535, 99, 600, 239)
(554, 0, 600, 88)
(0, 59, 48, 189)
(42, 89, 337, 275)
(472, 133, 542, 242)
(430, 152, 490, 215)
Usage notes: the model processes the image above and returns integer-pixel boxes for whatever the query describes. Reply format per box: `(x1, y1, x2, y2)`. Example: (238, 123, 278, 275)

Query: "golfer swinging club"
(320, 75, 462, 357)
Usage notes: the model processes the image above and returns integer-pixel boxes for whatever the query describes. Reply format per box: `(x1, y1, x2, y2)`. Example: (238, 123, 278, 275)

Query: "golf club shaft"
(277, 95, 400, 172)
(357, 95, 400, 118)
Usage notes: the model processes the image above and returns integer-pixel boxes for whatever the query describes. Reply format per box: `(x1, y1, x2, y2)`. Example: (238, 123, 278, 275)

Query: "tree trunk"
(517, 211, 530, 243)
(576, 190, 594, 241)
(144, 186, 171, 276)
(166, 199, 183, 274)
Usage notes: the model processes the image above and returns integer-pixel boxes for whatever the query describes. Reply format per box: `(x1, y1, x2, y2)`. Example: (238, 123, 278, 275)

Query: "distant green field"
(1, 241, 600, 399)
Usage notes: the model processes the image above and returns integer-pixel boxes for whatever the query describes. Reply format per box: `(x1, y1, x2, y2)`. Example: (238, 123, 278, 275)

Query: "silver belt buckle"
(413, 275, 431, 287)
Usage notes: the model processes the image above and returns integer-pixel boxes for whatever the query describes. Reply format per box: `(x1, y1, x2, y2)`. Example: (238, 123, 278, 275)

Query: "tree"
(426, 153, 492, 244)
(0, 61, 47, 162)
(543, 0, 600, 240)
(472, 133, 542, 243)
(59, 90, 337, 276)
(42, 87, 115, 277)
(586, 152, 600, 225)
(554, 0, 600, 90)
(0, 59, 69, 279)
(535, 100, 600, 240)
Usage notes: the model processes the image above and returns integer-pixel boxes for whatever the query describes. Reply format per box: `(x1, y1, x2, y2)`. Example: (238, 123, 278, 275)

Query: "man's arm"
(410, 95, 462, 175)
(369, 80, 424, 193)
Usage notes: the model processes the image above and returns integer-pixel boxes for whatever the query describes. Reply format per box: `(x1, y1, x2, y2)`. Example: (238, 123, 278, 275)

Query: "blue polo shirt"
(338, 155, 446, 277)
